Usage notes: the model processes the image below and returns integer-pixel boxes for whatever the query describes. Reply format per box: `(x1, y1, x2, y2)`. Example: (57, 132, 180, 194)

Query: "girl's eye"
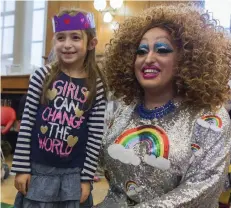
(156, 48, 173, 54)
(57, 36, 64, 41)
(136, 48, 148, 55)
(73, 36, 80, 40)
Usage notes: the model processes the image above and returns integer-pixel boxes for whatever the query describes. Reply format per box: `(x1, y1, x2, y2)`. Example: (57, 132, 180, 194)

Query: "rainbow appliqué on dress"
(108, 125, 171, 170)
(115, 125, 169, 159)
(201, 115, 222, 128)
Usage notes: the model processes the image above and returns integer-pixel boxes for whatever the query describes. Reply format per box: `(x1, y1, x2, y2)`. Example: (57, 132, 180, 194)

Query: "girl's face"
(134, 27, 178, 94)
(54, 30, 88, 66)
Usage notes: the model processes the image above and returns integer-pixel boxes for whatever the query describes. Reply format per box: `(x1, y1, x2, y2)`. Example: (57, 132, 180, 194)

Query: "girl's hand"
(80, 181, 91, 203)
(14, 173, 31, 195)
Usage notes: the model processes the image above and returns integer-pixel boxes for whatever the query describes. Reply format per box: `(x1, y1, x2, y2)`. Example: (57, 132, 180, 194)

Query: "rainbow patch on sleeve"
(191, 143, 200, 152)
(126, 180, 138, 192)
(201, 115, 222, 128)
(125, 180, 141, 205)
(114, 125, 169, 159)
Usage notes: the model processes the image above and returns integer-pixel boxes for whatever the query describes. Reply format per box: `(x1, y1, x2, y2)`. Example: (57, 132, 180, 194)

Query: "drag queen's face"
(134, 27, 178, 93)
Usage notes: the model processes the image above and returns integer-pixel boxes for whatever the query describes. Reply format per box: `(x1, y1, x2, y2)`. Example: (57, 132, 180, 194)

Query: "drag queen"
(96, 5, 231, 208)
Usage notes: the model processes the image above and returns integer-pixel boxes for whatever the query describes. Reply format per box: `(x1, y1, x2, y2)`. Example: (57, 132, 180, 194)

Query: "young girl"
(12, 8, 106, 208)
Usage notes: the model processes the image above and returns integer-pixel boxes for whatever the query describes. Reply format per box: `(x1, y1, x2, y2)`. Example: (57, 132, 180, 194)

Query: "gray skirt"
(14, 162, 93, 208)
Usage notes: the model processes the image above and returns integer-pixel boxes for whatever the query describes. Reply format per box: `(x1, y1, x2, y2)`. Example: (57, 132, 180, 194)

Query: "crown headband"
(52, 12, 95, 33)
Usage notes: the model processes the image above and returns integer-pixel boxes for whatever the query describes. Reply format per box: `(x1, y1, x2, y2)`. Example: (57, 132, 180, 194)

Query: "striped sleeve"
(81, 78, 106, 181)
(11, 66, 49, 174)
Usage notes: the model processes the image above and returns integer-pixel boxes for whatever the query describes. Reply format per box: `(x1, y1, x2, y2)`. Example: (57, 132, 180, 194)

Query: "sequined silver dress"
(96, 102, 231, 208)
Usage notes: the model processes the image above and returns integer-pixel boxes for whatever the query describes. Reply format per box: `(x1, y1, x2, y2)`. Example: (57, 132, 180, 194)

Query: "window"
(205, 0, 231, 33)
(1, 0, 15, 71)
(31, 0, 46, 67)
(1, 0, 47, 75)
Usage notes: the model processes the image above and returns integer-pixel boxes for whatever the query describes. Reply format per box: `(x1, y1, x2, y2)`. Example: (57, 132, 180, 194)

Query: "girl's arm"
(11, 66, 49, 174)
(81, 78, 106, 181)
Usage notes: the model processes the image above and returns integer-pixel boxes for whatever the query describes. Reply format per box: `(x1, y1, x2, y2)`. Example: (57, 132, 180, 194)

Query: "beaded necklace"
(136, 100, 176, 120)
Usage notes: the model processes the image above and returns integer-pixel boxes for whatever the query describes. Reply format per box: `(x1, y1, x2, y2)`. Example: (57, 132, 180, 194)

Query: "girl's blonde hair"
(41, 8, 106, 109)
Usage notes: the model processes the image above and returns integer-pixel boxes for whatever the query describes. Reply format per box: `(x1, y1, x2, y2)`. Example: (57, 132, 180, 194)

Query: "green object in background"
(1, 202, 14, 208)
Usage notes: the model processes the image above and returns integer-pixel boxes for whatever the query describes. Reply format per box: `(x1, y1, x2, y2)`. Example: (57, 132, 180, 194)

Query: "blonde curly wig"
(104, 5, 231, 111)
